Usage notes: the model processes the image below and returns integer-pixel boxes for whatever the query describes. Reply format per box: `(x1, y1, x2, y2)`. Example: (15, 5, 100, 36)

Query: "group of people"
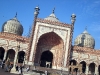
(0, 59, 14, 72)
(0, 59, 30, 75)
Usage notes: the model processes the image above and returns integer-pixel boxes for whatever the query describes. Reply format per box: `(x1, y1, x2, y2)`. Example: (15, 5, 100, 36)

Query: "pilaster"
(95, 66, 98, 75)
(3, 50, 7, 61)
(85, 64, 89, 75)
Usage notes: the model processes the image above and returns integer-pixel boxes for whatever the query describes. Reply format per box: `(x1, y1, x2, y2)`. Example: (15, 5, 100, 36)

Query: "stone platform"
(0, 67, 18, 75)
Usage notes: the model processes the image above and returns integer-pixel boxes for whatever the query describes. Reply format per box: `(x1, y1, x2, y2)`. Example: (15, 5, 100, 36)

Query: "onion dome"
(44, 8, 59, 22)
(74, 28, 95, 49)
(2, 13, 23, 36)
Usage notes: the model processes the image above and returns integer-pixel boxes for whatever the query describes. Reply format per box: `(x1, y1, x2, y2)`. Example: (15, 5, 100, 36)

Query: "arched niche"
(70, 60, 77, 65)
(18, 51, 25, 63)
(80, 61, 86, 73)
(89, 63, 95, 74)
(70, 60, 78, 72)
(0, 47, 5, 60)
(6, 49, 15, 62)
(34, 32, 64, 67)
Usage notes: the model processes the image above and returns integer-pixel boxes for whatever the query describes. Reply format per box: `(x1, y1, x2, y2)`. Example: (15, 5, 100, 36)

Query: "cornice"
(0, 32, 29, 43)
(72, 46, 100, 55)
(36, 18, 72, 28)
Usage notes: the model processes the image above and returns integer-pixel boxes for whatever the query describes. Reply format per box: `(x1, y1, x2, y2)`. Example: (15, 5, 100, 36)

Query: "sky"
(0, 0, 100, 49)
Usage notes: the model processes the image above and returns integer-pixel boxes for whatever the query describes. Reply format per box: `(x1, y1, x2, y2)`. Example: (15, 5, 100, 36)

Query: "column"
(85, 65, 89, 75)
(10, 45, 20, 73)
(95, 66, 98, 75)
(3, 51, 7, 61)
(23, 55, 26, 66)
(13, 50, 19, 67)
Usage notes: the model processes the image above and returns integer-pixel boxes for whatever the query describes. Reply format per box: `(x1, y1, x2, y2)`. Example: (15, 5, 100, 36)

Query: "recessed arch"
(89, 63, 95, 74)
(80, 61, 86, 73)
(0, 47, 5, 60)
(34, 32, 64, 67)
(37, 32, 64, 46)
(6, 49, 15, 62)
(70, 60, 77, 65)
(18, 51, 25, 63)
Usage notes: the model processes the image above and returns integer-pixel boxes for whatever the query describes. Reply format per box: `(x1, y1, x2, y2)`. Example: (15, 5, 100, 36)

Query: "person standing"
(18, 66, 23, 75)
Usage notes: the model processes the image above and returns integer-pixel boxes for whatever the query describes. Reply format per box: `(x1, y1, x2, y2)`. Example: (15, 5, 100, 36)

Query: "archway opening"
(40, 50, 53, 68)
(6, 49, 15, 62)
(89, 63, 95, 74)
(70, 60, 77, 65)
(18, 51, 25, 63)
(80, 61, 86, 73)
(0, 47, 5, 60)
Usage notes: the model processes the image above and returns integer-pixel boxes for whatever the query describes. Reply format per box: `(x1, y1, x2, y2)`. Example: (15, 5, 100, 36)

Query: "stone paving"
(0, 68, 18, 75)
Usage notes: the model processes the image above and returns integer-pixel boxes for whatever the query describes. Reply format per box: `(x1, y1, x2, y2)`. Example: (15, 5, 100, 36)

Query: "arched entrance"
(0, 47, 5, 60)
(70, 60, 77, 65)
(34, 32, 64, 68)
(89, 63, 95, 74)
(69, 60, 77, 72)
(40, 50, 53, 68)
(6, 49, 15, 62)
(80, 61, 86, 73)
(18, 51, 25, 63)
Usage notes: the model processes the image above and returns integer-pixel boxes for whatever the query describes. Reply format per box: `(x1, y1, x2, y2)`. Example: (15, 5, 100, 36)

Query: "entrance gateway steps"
(23, 66, 69, 75)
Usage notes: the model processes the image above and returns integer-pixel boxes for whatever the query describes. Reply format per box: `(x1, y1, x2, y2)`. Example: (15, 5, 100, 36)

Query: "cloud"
(94, 0, 100, 4)
(89, 21, 100, 32)
(76, 0, 100, 18)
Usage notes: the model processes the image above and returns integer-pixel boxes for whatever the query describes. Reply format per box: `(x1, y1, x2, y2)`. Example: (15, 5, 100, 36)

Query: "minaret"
(67, 14, 76, 68)
(34, 6, 40, 18)
(71, 13, 76, 25)
(28, 6, 40, 62)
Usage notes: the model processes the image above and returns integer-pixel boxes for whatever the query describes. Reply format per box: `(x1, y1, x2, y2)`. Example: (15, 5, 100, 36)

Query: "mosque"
(0, 6, 100, 75)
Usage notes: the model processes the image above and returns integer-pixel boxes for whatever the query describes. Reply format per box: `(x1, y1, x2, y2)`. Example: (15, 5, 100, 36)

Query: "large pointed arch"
(34, 32, 64, 68)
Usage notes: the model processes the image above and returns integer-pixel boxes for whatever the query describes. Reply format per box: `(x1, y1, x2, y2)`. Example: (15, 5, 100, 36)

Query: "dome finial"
(52, 7, 55, 13)
(15, 12, 17, 18)
(85, 26, 87, 30)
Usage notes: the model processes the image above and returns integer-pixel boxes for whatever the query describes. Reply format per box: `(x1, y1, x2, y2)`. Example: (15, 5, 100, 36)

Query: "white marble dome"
(74, 30, 95, 49)
(2, 16, 23, 36)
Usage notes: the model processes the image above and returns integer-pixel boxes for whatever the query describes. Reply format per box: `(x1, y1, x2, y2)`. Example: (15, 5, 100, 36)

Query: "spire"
(44, 7, 59, 22)
(15, 12, 17, 18)
(83, 26, 88, 34)
(52, 7, 55, 13)
(85, 26, 87, 30)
